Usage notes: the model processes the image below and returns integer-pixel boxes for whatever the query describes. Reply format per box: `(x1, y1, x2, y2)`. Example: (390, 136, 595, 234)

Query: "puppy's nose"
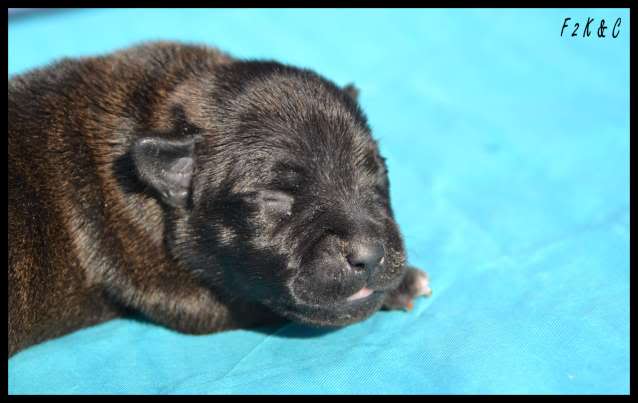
(346, 242, 384, 272)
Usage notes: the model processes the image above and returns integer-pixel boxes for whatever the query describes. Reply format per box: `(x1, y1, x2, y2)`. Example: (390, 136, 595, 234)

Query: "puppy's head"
(131, 61, 407, 327)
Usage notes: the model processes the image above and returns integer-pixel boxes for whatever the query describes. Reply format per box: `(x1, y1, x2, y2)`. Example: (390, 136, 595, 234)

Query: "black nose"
(346, 241, 384, 272)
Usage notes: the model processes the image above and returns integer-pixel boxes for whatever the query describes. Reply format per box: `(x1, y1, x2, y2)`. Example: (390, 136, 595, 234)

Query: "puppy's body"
(8, 42, 429, 357)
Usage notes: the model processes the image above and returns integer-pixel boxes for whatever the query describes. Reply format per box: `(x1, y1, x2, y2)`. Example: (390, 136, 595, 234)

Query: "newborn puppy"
(8, 41, 431, 357)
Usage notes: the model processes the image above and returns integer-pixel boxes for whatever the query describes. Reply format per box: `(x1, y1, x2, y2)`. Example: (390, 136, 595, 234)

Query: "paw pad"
(382, 267, 432, 312)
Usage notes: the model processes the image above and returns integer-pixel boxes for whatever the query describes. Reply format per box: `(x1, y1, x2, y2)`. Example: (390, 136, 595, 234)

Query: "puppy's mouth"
(273, 285, 386, 328)
(346, 286, 375, 302)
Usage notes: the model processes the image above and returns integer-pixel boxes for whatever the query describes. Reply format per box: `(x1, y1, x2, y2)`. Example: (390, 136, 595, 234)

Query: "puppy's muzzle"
(345, 240, 384, 274)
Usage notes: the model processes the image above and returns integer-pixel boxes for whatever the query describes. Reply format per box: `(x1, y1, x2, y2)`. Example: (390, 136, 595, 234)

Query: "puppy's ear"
(343, 83, 360, 101)
(131, 136, 198, 208)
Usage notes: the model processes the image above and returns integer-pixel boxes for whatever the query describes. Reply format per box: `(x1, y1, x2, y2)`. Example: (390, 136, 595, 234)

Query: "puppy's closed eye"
(257, 190, 294, 216)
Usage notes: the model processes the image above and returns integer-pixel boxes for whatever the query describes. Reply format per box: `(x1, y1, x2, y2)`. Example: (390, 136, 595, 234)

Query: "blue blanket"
(8, 8, 629, 394)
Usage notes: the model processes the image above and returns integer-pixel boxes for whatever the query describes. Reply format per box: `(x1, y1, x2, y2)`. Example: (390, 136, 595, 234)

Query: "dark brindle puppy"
(8, 41, 431, 357)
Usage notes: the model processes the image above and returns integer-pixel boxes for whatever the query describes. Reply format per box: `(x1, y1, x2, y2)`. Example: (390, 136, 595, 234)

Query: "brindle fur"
(8, 42, 427, 357)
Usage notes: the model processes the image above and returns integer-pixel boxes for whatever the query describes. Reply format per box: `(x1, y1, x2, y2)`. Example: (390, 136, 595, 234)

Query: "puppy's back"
(8, 42, 234, 356)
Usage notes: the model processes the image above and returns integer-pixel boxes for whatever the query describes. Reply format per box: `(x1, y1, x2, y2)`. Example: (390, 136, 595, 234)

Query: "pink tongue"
(347, 287, 374, 301)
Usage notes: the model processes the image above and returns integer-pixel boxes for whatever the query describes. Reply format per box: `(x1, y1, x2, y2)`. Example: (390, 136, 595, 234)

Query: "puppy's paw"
(382, 267, 431, 311)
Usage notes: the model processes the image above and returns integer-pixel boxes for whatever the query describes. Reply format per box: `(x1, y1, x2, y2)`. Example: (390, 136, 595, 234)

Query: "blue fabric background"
(8, 8, 630, 394)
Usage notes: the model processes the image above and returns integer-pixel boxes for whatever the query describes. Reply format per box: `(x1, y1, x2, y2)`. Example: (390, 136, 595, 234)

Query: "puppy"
(8, 41, 431, 357)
